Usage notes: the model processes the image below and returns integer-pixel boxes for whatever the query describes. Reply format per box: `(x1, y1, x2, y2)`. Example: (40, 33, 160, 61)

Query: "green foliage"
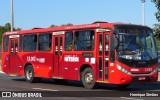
(153, 23, 160, 37)
(151, 0, 160, 21)
(61, 23, 73, 26)
(49, 23, 73, 28)
(0, 23, 21, 44)
(50, 24, 57, 28)
(0, 23, 11, 44)
(155, 38, 160, 50)
(152, 0, 160, 50)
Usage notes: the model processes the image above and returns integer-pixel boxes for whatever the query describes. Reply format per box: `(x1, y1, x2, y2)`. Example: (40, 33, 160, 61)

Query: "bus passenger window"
(3, 36, 9, 52)
(74, 30, 94, 50)
(23, 34, 37, 51)
(38, 33, 52, 51)
(19, 35, 23, 52)
(65, 32, 73, 51)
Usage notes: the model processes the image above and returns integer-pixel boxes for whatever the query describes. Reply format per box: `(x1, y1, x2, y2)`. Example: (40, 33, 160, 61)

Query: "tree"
(50, 23, 73, 28)
(50, 24, 57, 28)
(61, 23, 73, 26)
(0, 23, 21, 44)
(0, 23, 11, 44)
(152, 0, 160, 21)
(152, 0, 160, 50)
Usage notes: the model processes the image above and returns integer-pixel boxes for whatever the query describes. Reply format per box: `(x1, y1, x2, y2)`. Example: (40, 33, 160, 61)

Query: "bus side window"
(3, 35, 9, 52)
(74, 30, 94, 50)
(65, 32, 73, 51)
(38, 33, 52, 51)
(23, 34, 37, 51)
(19, 35, 23, 52)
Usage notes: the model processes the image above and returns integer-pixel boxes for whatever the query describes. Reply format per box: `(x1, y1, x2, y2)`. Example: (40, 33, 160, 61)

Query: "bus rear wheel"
(25, 65, 40, 83)
(81, 67, 95, 89)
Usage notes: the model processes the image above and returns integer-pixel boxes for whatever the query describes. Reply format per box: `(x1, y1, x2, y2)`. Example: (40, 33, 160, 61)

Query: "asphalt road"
(0, 73, 160, 100)
(0, 61, 160, 100)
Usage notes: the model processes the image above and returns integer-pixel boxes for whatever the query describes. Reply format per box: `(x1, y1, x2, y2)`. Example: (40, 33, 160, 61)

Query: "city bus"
(1, 22, 159, 89)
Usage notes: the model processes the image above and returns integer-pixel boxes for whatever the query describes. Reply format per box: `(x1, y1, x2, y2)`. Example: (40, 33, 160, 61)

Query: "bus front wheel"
(81, 67, 95, 89)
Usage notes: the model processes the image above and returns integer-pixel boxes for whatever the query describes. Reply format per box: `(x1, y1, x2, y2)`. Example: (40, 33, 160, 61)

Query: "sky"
(0, 0, 158, 30)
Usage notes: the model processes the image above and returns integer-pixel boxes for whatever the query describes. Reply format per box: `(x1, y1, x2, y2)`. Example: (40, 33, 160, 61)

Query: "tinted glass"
(23, 34, 37, 51)
(74, 30, 94, 50)
(19, 35, 23, 51)
(3, 36, 9, 52)
(65, 32, 73, 51)
(38, 33, 52, 51)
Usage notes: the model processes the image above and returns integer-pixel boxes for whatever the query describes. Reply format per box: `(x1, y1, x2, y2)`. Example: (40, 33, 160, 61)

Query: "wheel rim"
(26, 69, 32, 80)
(85, 72, 93, 84)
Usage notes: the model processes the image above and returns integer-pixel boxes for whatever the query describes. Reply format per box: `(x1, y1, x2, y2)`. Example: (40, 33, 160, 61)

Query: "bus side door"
(9, 38, 19, 74)
(97, 31, 110, 81)
(53, 35, 63, 78)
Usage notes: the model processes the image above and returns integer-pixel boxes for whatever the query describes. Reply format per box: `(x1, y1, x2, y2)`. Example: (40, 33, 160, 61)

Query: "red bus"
(1, 22, 159, 89)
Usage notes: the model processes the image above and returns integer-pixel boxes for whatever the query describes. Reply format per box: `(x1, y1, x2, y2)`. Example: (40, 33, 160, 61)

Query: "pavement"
(0, 73, 160, 100)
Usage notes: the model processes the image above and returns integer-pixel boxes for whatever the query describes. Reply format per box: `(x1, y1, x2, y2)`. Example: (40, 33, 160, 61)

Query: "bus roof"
(4, 22, 150, 35)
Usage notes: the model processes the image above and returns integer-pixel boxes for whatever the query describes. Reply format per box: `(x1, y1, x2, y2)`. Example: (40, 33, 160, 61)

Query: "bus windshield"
(116, 28, 157, 61)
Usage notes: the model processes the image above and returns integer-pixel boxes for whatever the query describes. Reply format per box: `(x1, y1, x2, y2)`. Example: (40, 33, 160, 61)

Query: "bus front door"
(9, 38, 19, 74)
(53, 36, 63, 78)
(97, 32, 110, 81)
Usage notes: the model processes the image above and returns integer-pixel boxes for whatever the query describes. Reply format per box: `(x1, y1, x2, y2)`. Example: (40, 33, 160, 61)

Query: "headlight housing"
(150, 67, 158, 74)
(117, 64, 131, 75)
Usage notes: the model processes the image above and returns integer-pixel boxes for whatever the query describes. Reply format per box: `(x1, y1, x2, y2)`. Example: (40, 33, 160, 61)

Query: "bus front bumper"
(115, 72, 158, 85)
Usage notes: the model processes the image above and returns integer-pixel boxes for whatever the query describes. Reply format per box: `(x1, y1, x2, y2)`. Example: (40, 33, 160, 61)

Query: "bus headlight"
(117, 64, 131, 75)
(150, 67, 158, 74)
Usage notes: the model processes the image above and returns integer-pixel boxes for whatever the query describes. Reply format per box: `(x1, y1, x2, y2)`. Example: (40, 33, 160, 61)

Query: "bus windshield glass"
(116, 26, 157, 61)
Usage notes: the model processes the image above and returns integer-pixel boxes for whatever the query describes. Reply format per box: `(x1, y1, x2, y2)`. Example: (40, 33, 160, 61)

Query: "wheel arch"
(79, 64, 95, 80)
(24, 62, 33, 71)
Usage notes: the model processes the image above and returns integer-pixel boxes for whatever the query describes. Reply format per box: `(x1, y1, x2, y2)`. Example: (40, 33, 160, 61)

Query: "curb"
(0, 71, 4, 74)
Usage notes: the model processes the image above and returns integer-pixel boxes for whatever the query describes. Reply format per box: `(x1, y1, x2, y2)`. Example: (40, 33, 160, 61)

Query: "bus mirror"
(113, 30, 118, 35)
(114, 35, 118, 49)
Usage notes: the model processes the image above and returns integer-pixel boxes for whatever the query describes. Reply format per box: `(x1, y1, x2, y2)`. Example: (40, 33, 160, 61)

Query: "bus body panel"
(2, 53, 9, 74)
(22, 52, 53, 78)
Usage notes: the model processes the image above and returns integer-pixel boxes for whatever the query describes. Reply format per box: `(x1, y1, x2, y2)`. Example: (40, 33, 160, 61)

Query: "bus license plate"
(139, 77, 146, 80)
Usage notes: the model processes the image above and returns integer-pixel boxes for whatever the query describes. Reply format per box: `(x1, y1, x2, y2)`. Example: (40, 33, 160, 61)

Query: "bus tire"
(25, 65, 36, 83)
(81, 67, 95, 89)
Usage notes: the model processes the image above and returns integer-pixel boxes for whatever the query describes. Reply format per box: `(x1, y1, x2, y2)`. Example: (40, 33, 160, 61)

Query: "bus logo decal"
(64, 55, 79, 62)
(27, 56, 45, 63)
